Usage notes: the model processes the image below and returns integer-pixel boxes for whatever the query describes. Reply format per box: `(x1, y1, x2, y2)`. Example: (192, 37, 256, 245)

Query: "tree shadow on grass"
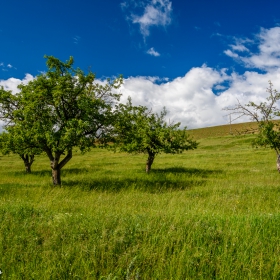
(152, 167, 223, 178)
(61, 167, 223, 193)
(8, 169, 51, 177)
(64, 177, 206, 193)
(12, 168, 92, 177)
(10, 166, 223, 193)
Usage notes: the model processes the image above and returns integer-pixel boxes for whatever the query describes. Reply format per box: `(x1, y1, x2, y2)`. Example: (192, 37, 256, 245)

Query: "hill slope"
(189, 121, 259, 139)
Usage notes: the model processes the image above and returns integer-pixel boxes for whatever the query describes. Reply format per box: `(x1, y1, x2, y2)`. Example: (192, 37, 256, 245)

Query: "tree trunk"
(277, 154, 280, 173)
(52, 168, 61, 185)
(146, 152, 155, 173)
(20, 154, 35, 173)
(48, 150, 73, 186)
(24, 162, 32, 173)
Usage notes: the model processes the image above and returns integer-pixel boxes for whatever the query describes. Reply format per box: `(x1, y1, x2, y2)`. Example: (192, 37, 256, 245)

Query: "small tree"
(226, 81, 280, 171)
(0, 56, 123, 184)
(0, 127, 42, 173)
(0, 87, 42, 172)
(114, 98, 198, 173)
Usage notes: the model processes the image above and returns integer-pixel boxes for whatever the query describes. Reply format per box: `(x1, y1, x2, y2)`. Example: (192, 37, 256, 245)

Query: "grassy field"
(1, 125, 280, 279)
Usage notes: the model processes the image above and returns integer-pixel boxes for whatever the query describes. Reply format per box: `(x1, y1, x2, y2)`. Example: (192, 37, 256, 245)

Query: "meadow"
(1, 123, 280, 279)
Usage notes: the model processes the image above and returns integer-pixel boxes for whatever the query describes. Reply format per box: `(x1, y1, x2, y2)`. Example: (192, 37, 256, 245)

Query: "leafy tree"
(113, 98, 198, 173)
(0, 56, 123, 184)
(0, 127, 42, 173)
(0, 87, 43, 172)
(226, 81, 280, 171)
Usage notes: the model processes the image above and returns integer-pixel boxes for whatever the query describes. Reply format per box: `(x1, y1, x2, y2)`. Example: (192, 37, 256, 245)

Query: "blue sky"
(1, 0, 280, 128)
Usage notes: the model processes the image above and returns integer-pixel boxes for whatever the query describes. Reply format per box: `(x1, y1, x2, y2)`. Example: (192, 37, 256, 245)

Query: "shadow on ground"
(9, 167, 223, 193)
(61, 167, 223, 193)
(12, 168, 92, 177)
(63, 178, 206, 193)
(152, 167, 222, 178)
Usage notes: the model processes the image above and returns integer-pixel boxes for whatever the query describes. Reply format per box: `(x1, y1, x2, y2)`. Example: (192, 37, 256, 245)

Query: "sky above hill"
(1, 0, 280, 129)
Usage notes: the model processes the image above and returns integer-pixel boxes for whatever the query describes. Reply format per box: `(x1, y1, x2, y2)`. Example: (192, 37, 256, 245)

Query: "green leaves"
(15, 56, 122, 154)
(253, 121, 280, 154)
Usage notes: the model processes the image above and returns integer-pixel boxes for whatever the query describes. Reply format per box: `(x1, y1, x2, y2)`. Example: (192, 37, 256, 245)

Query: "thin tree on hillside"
(225, 81, 280, 171)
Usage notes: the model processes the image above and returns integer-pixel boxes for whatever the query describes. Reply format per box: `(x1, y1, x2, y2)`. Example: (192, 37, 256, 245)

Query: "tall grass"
(1, 133, 280, 279)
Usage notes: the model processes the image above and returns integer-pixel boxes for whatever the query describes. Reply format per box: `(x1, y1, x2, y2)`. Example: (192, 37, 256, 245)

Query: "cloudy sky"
(1, 0, 280, 128)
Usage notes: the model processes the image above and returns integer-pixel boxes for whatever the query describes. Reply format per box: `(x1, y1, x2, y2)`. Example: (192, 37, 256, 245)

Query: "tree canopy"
(0, 55, 123, 184)
(0, 127, 42, 173)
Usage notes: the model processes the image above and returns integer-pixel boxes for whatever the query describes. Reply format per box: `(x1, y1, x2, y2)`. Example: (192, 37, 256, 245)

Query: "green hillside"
(189, 121, 259, 139)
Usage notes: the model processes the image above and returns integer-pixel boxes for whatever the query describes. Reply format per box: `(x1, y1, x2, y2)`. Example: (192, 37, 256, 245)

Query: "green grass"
(1, 132, 280, 279)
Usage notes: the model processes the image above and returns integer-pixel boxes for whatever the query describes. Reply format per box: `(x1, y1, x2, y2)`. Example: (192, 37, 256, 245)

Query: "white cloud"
(229, 43, 249, 52)
(127, 0, 173, 38)
(0, 74, 34, 93)
(120, 65, 230, 128)
(120, 1, 129, 10)
(147, 47, 160, 56)
(119, 66, 280, 129)
(224, 49, 239, 58)
(0, 62, 16, 71)
(73, 35, 81, 44)
(225, 27, 280, 71)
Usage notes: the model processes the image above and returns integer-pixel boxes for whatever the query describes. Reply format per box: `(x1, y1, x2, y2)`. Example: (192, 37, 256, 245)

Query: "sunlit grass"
(1, 133, 280, 279)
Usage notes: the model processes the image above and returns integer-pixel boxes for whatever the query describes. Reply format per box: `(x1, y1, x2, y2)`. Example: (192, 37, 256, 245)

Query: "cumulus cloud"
(119, 67, 280, 129)
(120, 65, 229, 128)
(147, 47, 160, 56)
(124, 0, 173, 38)
(0, 74, 34, 93)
